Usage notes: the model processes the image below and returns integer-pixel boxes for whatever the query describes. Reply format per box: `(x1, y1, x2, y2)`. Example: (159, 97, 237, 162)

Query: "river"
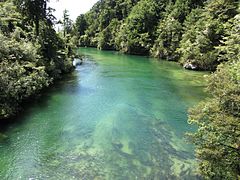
(0, 48, 207, 179)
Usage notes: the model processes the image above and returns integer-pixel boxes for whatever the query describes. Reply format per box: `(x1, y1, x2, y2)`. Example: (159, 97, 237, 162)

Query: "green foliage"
(151, 1, 182, 60)
(115, 0, 163, 54)
(0, 30, 50, 119)
(75, 0, 238, 70)
(217, 13, 240, 63)
(188, 61, 240, 179)
(14, 0, 48, 35)
(97, 19, 120, 50)
(0, 0, 21, 33)
(38, 21, 73, 78)
(0, 0, 74, 119)
(178, 0, 238, 70)
(187, 9, 240, 178)
(74, 14, 87, 37)
(151, 0, 201, 61)
(151, 16, 182, 60)
(76, 0, 141, 48)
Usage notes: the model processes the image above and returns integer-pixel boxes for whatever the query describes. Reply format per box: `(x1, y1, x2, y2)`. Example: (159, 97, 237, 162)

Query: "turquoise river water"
(0, 48, 207, 179)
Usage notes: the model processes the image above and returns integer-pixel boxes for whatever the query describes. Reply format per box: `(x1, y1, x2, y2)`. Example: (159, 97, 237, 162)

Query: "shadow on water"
(0, 56, 99, 132)
(0, 70, 79, 134)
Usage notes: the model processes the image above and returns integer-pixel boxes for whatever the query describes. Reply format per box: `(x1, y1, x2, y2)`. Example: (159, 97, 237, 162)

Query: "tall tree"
(62, 9, 72, 37)
(0, 0, 74, 119)
(75, 14, 87, 37)
(178, 0, 238, 70)
(115, 0, 164, 55)
(15, 0, 48, 35)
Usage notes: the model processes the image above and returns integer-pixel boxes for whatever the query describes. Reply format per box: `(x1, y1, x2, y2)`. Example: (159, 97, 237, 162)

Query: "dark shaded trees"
(75, 14, 87, 37)
(0, 0, 73, 119)
(62, 9, 72, 37)
(150, 0, 206, 61)
(14, 0, 48, 36)
(98, 19, 120, 50)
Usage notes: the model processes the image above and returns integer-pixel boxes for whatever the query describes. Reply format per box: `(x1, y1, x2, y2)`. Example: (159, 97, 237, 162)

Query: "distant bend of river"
(0, 48, 207, 179)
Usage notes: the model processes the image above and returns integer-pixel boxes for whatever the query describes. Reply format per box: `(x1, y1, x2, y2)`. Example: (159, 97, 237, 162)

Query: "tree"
(115, 0, 164, 55)
(0, 0, 74, 120)
(217, 13, 240, 63)
(0, 27, 50, 119)
(97, 19, 120, 50)
(151, 0, 205, 61)
(62, 9, 72, 37)
(14, 0, 48, 36)
(188, 11, 240, 179)
(178, 0, 238, 70)
(75, 0, 141, 48)
(75, 14, 87, 37)
(188, 61, 240, 179)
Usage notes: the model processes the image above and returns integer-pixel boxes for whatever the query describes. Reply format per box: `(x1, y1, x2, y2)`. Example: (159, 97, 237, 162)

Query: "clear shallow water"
(0, 48, 207, 179)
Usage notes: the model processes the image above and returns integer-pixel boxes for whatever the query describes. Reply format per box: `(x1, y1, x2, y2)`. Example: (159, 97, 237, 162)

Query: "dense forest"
(75, 0, 239, 70)
(73, 0, 240, 179)
(0, 0, 75, 120)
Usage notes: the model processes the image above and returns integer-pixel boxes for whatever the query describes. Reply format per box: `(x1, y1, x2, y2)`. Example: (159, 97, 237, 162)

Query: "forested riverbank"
(0, 48, 208, 179)
(75, 0, 239, 71)
(0, 0, 75, 120)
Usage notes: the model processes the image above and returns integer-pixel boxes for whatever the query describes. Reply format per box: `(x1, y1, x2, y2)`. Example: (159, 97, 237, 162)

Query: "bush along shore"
(0, 0, 76, 120)
(74, 0, 239, 71)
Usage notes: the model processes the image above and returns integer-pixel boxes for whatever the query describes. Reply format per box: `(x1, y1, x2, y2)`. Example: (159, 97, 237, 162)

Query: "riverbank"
(0, 48, 207, 179)
(78, 47, 210, 71)
(0, 1, 76, 121)
(75, 0, 238, 71)
(0, 68, 75, 123)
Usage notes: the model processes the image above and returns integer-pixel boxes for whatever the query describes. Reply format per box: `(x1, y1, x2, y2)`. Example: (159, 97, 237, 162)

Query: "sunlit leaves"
(0, 0, 73, 119)
(115, 0, 162, 54)
(178, 0, 238, 70)
(188, 51, 240, 180)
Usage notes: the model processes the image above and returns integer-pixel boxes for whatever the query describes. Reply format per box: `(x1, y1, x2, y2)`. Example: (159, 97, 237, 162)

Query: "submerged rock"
(183, 61, 198, 70)
(73, 58, 83, 67)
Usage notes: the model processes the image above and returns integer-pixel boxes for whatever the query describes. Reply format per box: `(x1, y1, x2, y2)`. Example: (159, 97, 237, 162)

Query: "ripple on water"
(0, 48, 206, 179)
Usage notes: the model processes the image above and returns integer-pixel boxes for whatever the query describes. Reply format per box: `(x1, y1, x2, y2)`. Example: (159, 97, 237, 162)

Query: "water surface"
(0, 48, 207, 179)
